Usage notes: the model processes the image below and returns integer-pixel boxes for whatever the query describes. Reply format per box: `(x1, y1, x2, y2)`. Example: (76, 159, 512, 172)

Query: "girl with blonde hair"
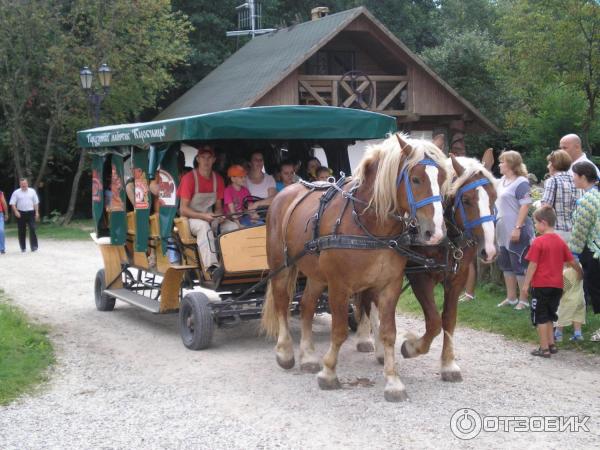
(496, 150, 535, 310)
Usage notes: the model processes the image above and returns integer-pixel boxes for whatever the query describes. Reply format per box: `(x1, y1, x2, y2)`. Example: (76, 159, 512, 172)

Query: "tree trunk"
(9, 129, 24, 181)
(34, 122, 55, 190)
(582, 80, 597, 155)
(15, 124, 33, 179)
(61, 149, 86, 225)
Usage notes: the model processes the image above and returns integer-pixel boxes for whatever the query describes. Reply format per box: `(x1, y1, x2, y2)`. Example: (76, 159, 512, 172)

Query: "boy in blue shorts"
(521, 206, 583, 357)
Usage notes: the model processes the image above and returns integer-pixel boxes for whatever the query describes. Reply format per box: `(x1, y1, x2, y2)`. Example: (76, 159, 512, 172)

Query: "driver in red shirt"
(177, 145, 236, 274)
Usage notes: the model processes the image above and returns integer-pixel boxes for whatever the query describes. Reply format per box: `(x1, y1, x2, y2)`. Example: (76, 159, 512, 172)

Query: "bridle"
(452, 177, 496, 239)
(396, 158, 443, 223)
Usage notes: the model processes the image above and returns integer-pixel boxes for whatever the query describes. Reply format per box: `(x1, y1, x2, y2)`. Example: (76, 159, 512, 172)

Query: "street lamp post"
(79, 63, 112, 127)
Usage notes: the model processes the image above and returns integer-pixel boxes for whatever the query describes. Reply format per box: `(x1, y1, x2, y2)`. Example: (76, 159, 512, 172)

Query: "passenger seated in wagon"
(177, 145, 236, 273)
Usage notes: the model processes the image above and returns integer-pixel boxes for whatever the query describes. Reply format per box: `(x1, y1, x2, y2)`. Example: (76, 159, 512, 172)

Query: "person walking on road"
(9, 178, 40, 252)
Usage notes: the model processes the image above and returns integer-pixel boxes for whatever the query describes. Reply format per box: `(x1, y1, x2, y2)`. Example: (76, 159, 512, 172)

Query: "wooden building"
(157, 6, 498, 157)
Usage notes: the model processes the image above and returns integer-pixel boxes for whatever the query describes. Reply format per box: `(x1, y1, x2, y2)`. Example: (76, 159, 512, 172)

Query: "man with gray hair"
(9, 178, 40, 252)
(559, 133, 600, 178)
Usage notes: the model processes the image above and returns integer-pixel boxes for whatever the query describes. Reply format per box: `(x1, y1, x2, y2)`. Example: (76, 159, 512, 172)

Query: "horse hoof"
(300, 362, 321, 373)
(376, 355, 384, 365)
(276, 355, 295, 370)
(357, 341, 375, 353)
(384, 389, 409, 402)
(317, 375, 341, 390)
(441, 371, 463, 382)
(401, 341, 417, 359)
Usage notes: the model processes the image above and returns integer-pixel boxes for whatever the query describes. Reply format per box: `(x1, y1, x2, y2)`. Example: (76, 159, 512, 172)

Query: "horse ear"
(432, 133, 445, 151)
(396, 134, 413, 159)
(450, 153, 465, 177)
(482, 148, 494, 170)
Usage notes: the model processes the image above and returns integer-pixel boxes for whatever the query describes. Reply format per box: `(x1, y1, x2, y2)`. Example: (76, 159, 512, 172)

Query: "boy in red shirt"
(521, 205, 583, 357)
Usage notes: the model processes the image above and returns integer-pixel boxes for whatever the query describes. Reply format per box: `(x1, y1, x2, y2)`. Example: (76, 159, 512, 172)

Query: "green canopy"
(77, 106, 397, 148)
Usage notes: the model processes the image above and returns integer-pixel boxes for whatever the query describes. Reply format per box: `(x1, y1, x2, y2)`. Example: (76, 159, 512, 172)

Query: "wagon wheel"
(94, 268, 116, 311)
(339, 70, 374, 110)
(179, 292, 215, 350)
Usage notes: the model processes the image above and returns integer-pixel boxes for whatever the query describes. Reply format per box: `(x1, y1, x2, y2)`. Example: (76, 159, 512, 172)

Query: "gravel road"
(0, 237, 599, 449)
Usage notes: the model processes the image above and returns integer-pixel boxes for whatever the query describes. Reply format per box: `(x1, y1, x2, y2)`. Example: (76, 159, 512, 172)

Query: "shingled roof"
(156, 7, 498, 133)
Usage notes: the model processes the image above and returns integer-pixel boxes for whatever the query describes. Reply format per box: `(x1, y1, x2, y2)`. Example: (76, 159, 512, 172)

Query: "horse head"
(448, 154, 497, 263)
(396, 134, 447, 245)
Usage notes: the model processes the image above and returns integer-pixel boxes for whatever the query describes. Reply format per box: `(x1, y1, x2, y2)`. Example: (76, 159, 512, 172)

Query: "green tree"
(421, 30, 505, 123)
(0, 0, 192, 222)
(497, 0, 600, 152)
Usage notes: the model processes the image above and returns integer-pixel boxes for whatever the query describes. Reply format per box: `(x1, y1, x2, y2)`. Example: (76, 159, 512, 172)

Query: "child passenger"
(224, 165, 255, 228)
(521, 206, 583, 357)
(316, 166, 332, 182)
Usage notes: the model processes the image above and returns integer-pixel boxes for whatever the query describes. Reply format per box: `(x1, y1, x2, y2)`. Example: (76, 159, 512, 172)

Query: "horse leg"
(440, 277, 463, 382)
(354, 293, 375, 353)
(369, 302, 385, 364)
(262, 267, 299, 370)
(378, 283, 408, 402)
(299, 278, 326, 373)
(401, 273, 442, 359)
(317, 284, 350, 390)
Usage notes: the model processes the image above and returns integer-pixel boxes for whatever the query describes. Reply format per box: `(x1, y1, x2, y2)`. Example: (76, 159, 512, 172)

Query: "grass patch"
(397, 283, 600, 355)
(0, 291, 54, 405)
(4, 219, 94, 241)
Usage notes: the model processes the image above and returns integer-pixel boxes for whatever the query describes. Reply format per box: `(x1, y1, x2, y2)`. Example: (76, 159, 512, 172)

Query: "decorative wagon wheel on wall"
(338, 70, 375, 110)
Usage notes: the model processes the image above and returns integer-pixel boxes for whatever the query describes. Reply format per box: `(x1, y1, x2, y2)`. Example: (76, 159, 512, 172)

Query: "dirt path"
(0, 238, 598, 449)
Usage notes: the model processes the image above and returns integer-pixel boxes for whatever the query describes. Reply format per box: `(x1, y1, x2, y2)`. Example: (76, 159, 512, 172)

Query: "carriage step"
(104, 289, 161, 313)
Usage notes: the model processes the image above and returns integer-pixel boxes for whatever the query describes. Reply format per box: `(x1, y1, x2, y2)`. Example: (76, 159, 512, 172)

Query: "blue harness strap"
(453, 178, 496, 236)
(396, 158, 443, 219)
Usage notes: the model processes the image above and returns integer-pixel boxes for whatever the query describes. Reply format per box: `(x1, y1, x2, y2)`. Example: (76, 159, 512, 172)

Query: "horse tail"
(260, 266, 299, 338)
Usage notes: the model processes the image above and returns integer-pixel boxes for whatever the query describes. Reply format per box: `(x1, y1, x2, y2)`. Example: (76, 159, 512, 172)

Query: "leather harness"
(282, 158, 446, 271)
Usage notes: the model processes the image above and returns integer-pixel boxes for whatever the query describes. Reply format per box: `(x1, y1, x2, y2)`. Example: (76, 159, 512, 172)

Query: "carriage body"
(78, 106, 397, 349)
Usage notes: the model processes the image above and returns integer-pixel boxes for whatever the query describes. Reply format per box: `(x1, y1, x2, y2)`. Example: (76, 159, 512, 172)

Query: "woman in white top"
(495, 150, 535, 310)
(246, 151, 277, 210)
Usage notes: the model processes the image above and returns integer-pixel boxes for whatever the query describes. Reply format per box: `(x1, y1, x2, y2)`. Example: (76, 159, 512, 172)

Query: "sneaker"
(569, 334, 584, 342)
(554, 331, 563, 342)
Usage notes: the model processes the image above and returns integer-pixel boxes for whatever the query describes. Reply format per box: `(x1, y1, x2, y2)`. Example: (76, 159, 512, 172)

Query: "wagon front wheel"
(94, 269, 116, 311)
(179, 292, 214, 350)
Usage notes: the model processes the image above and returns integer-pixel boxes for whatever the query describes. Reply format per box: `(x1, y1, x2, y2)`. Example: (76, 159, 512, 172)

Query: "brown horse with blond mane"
(355, 154, 497, 383)
(261, 134, 447, 402)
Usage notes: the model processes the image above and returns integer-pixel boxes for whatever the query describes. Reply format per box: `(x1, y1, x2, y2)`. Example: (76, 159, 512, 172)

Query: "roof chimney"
(311, 7, 329, 21)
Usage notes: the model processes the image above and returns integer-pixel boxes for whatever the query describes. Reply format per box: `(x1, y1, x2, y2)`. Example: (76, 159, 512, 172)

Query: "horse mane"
(445, 157, 497, 198)
(353, 133, 447, 223)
